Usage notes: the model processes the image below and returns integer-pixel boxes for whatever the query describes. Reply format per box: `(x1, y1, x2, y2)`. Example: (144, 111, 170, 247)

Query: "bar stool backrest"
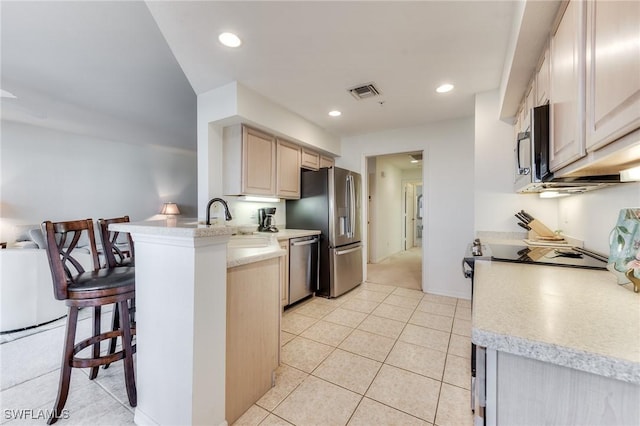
(41, 219, 100, 300)
(97, 216, 134, 268)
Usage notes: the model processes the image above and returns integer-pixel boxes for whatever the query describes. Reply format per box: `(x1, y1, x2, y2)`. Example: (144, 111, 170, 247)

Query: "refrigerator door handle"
(335, 245, 362, 256)
(351, 175, 356, 239)
(345, 174, 351, 238)
(346, 174, 355, 239)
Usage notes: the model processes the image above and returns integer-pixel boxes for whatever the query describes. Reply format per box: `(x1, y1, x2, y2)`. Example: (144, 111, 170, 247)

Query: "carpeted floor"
(367, 247, 422, 290)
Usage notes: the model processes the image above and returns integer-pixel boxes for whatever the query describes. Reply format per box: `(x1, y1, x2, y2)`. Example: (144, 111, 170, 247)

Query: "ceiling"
(1, 1, 549, 151)
(0, 1, 196, 150)
(147, 1, 517, 138)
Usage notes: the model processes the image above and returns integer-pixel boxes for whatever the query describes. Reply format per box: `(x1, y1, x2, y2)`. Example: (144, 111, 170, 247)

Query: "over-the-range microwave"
(514, 104, 620, 194)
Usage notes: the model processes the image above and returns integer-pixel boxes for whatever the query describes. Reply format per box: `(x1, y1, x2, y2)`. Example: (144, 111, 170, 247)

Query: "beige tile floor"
(234, 282, 473, 426)
(367, 248, 422, 290)
(1, 283, 473, 426)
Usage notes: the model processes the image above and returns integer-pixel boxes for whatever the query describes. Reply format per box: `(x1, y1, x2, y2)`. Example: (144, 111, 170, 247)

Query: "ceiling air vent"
(348, 82, 381, 100)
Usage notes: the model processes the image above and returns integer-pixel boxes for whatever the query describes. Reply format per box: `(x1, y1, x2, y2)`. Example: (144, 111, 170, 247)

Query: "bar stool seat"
(42, 219, 137, 425)
(67, 267, 135, 295)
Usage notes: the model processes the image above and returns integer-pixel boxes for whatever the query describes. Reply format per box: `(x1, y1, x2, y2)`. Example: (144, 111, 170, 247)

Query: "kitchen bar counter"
(109, 219, 284, 425)
(472, 260, 640, 384)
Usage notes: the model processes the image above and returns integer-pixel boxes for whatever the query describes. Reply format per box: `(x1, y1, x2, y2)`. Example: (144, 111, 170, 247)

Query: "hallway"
(367, 247, 422, 290)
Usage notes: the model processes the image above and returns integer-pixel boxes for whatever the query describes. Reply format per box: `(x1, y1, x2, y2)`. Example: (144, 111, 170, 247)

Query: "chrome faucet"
(205, 198, 233, 226)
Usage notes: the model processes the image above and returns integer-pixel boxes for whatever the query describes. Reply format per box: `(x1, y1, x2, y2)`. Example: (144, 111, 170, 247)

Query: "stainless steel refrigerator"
(286, 167, 363, 298)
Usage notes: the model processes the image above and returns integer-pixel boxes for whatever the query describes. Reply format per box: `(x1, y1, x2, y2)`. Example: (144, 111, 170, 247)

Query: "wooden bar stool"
(42, 219, 136, 424)
(98, 216, 134, 269)
(97, 216, 135, 364)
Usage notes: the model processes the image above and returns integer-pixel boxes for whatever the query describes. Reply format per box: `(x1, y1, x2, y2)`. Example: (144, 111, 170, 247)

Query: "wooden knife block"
(527, 219, 565, 241)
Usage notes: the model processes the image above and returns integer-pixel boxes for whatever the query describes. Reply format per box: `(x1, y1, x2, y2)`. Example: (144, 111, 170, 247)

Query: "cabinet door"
(301, 148, 320, 170)
(536, 46, 550, 106)
(523, 83, 535, 128)
(242, 126, 276, 195)
(226, 258, 279, 424)
(320, 155, 334, 169)
(276, 139, 301, 199)
(279, 240, 289, 307)
(585, 0, 640, 152)
(549, 0, 586, 172)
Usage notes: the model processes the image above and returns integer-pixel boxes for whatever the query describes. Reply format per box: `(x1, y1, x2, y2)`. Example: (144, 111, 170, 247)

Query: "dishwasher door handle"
(335, 245, 362, 256)
(291, 238, 318, 247)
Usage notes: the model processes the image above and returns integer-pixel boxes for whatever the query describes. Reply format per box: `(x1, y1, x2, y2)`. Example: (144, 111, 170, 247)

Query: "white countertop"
(472, 260, 640, 384)
(109, 219, 285, 268)
(226, 235, 285, 268)
(255, 229, 321, 241)
(110, 219, 236, 238)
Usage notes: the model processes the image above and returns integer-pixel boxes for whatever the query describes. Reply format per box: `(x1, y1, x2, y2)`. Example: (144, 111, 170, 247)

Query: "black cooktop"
(489, 244, 608, 270)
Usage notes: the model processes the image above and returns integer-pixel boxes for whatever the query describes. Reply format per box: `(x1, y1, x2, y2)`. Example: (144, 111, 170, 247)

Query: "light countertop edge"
(110, 220, 285, 267)
(110, 220, 236, 239)
(227, 245, 285, 268)
(472, 328, 640, 385)
(472, 260, 640, 385)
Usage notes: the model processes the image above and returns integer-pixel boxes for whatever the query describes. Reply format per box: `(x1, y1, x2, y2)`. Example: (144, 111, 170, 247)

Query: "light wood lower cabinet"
(493, 351, 639, 425)
(279, 239, 290, 307)
(226, 258, 280, 424)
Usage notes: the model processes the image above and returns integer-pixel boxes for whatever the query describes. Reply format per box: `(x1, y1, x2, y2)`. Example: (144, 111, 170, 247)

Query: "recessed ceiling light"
(218, 32, 242, 48)
(410, 159, 419, 164)
(436, 83, 454, 93)
(328, 110, 342, 117)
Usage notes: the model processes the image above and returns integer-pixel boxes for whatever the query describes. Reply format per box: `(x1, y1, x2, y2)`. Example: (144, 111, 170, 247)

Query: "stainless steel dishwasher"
(288, 235, 319, 305)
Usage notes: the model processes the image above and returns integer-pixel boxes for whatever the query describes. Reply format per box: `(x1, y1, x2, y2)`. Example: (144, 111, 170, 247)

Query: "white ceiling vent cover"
(348, 82, 381, 100)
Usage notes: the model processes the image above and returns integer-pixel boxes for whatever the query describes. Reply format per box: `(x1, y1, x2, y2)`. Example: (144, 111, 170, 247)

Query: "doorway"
(366, 152, 423, 290)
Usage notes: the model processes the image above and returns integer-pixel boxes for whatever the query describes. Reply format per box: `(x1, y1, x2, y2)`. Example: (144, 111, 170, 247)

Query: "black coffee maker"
(258, 207, 278, 232)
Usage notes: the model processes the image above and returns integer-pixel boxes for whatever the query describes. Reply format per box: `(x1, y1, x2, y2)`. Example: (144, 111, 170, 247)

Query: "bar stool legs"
(119, 299, 137, 407)
(48, 307, 78, 425)
(89, 306, 101, 380)
(47, 302, 136, 425)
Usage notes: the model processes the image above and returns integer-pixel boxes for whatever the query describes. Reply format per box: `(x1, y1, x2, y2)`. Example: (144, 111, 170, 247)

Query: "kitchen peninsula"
(472, 261, 640, 425)
(109, 220, 285, 426)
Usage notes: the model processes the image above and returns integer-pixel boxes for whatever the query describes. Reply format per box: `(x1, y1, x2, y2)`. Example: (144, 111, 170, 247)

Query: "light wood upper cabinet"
(522, 83, 536, 128)
(224, 125, 276, 196)
(549, 0, 587, 172)
(319, 155, 335, 169)
(276, 138, 301, 199)
(585, 0, 640, 152)
(301, 148, 320, 170)
(536, 46, 550, 106)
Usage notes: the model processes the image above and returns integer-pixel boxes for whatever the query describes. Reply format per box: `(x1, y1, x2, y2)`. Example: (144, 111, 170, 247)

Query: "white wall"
(474, 90, 558, 233)
(558, 183, 640, 254)
(0, 121, 197, 242)
(370, 157, 403, 263)
(339, 117, 475, 299)
(402, 168, 423, 181)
